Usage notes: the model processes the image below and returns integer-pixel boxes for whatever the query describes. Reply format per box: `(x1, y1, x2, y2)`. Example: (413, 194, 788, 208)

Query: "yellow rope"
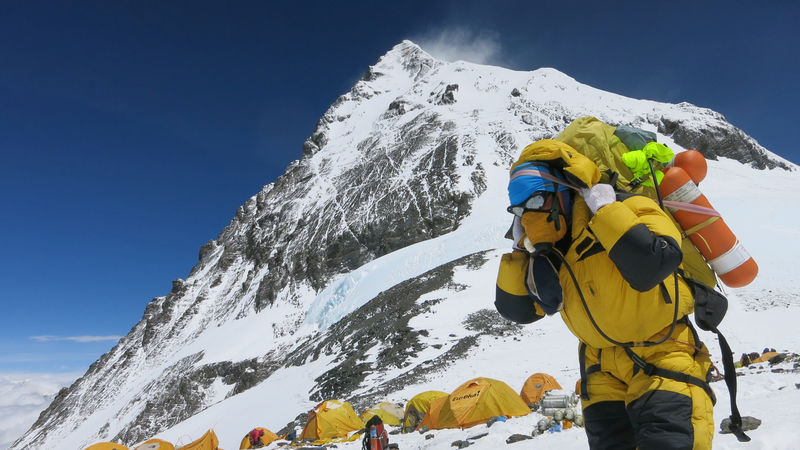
(682, 216, 719, 253)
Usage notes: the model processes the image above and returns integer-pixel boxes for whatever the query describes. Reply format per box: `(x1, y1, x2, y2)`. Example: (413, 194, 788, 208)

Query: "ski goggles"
(506, 191, 556, 217)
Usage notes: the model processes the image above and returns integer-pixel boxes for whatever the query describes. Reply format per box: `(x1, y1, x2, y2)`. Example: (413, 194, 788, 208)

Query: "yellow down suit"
(496, 137, 716, 449)
(564, 193, 715, 450)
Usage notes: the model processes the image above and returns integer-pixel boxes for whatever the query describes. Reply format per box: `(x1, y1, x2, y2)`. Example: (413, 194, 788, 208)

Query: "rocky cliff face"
(656, 107, 791, 170)
(13, 40, 792, 450)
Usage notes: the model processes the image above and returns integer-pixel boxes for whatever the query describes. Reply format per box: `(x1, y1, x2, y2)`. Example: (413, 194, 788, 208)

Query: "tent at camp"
(401, 390, 449, 432)
(85, 443, 129, 450)
(177, 430, 218, 450)
(428, 377, 531, 429)
(416, 395, 449, 430)
(300, 399, 365, 442)
(520, 373, 563, 405)
(239, 427, 280, 449)
(360, 402, 404, 426)
(752, 351, 780, 364)
(134, 439, 175, 450)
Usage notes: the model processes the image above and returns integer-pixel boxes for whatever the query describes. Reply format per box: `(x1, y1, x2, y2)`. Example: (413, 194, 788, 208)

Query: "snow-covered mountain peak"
(13, 41, 799, 450)
(371, 40, 438, 80)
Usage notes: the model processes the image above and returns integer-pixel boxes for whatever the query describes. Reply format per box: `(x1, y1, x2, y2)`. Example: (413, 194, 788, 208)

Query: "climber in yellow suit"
(496, 138, 716, 449)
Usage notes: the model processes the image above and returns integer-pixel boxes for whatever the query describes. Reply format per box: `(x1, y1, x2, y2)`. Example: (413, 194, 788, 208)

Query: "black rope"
(647, 158, 665, 209)
(552, 248, 679, 348)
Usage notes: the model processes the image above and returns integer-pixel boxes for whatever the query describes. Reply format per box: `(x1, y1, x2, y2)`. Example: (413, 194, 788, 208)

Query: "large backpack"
(555, 116, 716, 288)
(362, 415, 385, 450)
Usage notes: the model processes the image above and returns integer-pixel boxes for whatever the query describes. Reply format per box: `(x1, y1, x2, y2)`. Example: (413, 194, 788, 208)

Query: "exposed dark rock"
(654, 116, 791, 170)
(198, 240, 217, 262)
(387, 99, 407, 116)
(768, 353, 788, 365)
(506, 434, 533, 444)
(719, 416, 762, 434)
(463, 309, 523, 335)
(277, 411, 308, 437)
(433, 84, 459, 105)
(362, 66, 383, 82)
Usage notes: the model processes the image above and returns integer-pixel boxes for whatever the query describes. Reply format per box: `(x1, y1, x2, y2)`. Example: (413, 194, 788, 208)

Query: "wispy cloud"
(30, 335, 122, 343)
(413, 28, 503, 65)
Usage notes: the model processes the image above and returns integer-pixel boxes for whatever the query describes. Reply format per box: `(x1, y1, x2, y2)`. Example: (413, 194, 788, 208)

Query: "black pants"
(584, 391, 694, 450)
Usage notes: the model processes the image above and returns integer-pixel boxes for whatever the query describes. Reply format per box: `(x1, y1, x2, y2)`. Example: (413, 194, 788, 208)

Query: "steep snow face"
(13, 40, 798, 450)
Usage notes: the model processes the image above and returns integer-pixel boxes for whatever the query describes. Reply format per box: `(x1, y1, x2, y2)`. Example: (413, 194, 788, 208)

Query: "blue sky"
(1, 1, 797, 374)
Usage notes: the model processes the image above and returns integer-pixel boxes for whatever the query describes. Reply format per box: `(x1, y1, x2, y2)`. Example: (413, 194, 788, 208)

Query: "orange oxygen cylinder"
(369, 426, 379, 450)
(671, 150, 708, 184)
(659, 153, 758, 287)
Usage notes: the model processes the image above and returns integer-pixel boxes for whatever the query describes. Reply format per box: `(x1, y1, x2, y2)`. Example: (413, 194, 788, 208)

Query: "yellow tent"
(300, 399, 365, 442)
(134, 439, 175, 450)
(416, 395, 448, 430)
(239, 427, 280, 448)
(85, 443, 129, 450)
(177, 430, 218, 450)
(401, 390, 448, 432)
(520, 373, 562, 405)
(360, 402, 404, 426)
(752, 351, 780, 364)
(435, 377, 531, 429)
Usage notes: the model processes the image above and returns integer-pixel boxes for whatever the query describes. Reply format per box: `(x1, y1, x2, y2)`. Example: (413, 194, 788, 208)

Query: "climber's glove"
(580, 184, 615, 213)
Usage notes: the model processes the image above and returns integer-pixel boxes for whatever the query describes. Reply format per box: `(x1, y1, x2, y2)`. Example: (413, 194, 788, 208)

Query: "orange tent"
(401, 390, 448, 432)
(239, 427, 279, 448)
(177, 430, 218, 450)
(431, 377, 531, 429)
(520, 373, 562, 405)
(416, 395, 449, 430)
(134, 439, 175, 450)
(85, 443, 129, 450)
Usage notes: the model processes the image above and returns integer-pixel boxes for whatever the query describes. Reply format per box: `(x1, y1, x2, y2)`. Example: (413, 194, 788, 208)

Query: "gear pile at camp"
(76, 116, 800, 449)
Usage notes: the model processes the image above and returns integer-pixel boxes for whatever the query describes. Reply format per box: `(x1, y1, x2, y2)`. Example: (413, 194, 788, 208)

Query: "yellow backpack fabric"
(512, 139, 601, 189)
(555, 116, 716, 287)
